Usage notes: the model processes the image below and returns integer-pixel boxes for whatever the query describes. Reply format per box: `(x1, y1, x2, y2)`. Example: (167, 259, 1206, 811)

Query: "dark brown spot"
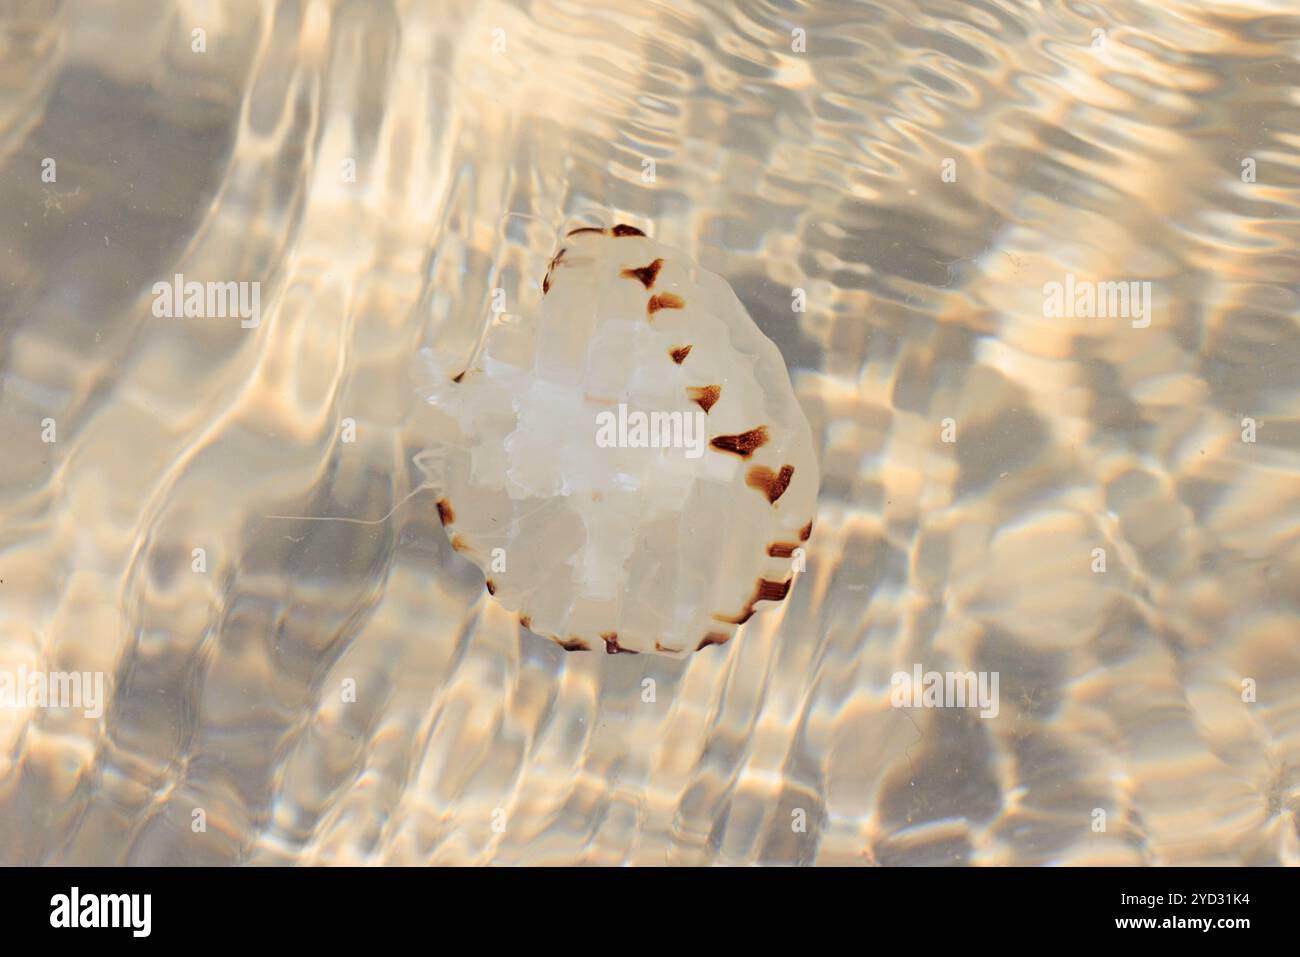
(485, 579, 496, 595)
(756, 578, 791, 603)
(452, 371, 465, 384)
(519, 615, 532, 630)
(654, 641, 682, 654)
(767, 542, 798, 558)
(436, 499, 455, 525)
(669, 345, 692, 364)
(566, 226, 606, 237)
(746, 464, 794, 504)
(602, 632, 638, 654)
(713, 578, 792, 625)
(688, 384, 721, 414)
(612, 224, 646, 237)
(710, 427, 769, 459)
(542, 247, 567, 295)
(558, 637, 589, 652)
(647, 292, 685, 317)
(800, 521, 813, 541)
(696, 631, 732, 651)
(621, 258, 663, 289)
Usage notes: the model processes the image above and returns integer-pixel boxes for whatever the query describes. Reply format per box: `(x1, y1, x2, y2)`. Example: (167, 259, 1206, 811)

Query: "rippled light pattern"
(0, 0, 1297, 866)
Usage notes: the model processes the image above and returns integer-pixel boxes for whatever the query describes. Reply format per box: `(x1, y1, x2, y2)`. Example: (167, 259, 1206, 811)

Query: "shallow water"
(1, 0, 1298, 865)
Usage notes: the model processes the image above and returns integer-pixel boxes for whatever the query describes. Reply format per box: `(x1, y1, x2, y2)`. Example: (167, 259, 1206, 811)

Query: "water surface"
(1, 0, 1298, 865)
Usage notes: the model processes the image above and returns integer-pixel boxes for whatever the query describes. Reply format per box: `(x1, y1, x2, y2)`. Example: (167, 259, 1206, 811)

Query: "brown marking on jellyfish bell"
(621, 258, 663, 289)
(612, 224, 646, 237)
(436, 499, 455, 525)
(557, 637, 589, 652)
(710, 426, 769, 459)
(485, 579, 496, 595)
(746, 464, 794, 504)
(713, 577, 792, 625)
(756, 578, 792, 603)
(767, 542, 798, 558)
(800, 521, 813, 541)
(451, 371, 465, 384)
(688, 384, 722, 414)
(542, 247, 568, 294)
(669, 345, 692, 364)
(696, 631, 732, 651)
(519, 615, 532, 630)
(654, 641, 682, 654)
(601, 632, 638, 654)
(566, 226, 606, 237)
(450, 534, 468, 552)
(647, 292, 685, 318)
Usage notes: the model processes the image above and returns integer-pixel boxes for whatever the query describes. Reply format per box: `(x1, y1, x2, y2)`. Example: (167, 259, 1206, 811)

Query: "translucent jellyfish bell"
(417, 224, 818, 657)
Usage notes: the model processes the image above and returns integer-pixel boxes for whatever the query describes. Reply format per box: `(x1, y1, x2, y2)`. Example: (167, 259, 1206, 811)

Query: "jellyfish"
(416, 224, 818, 656)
